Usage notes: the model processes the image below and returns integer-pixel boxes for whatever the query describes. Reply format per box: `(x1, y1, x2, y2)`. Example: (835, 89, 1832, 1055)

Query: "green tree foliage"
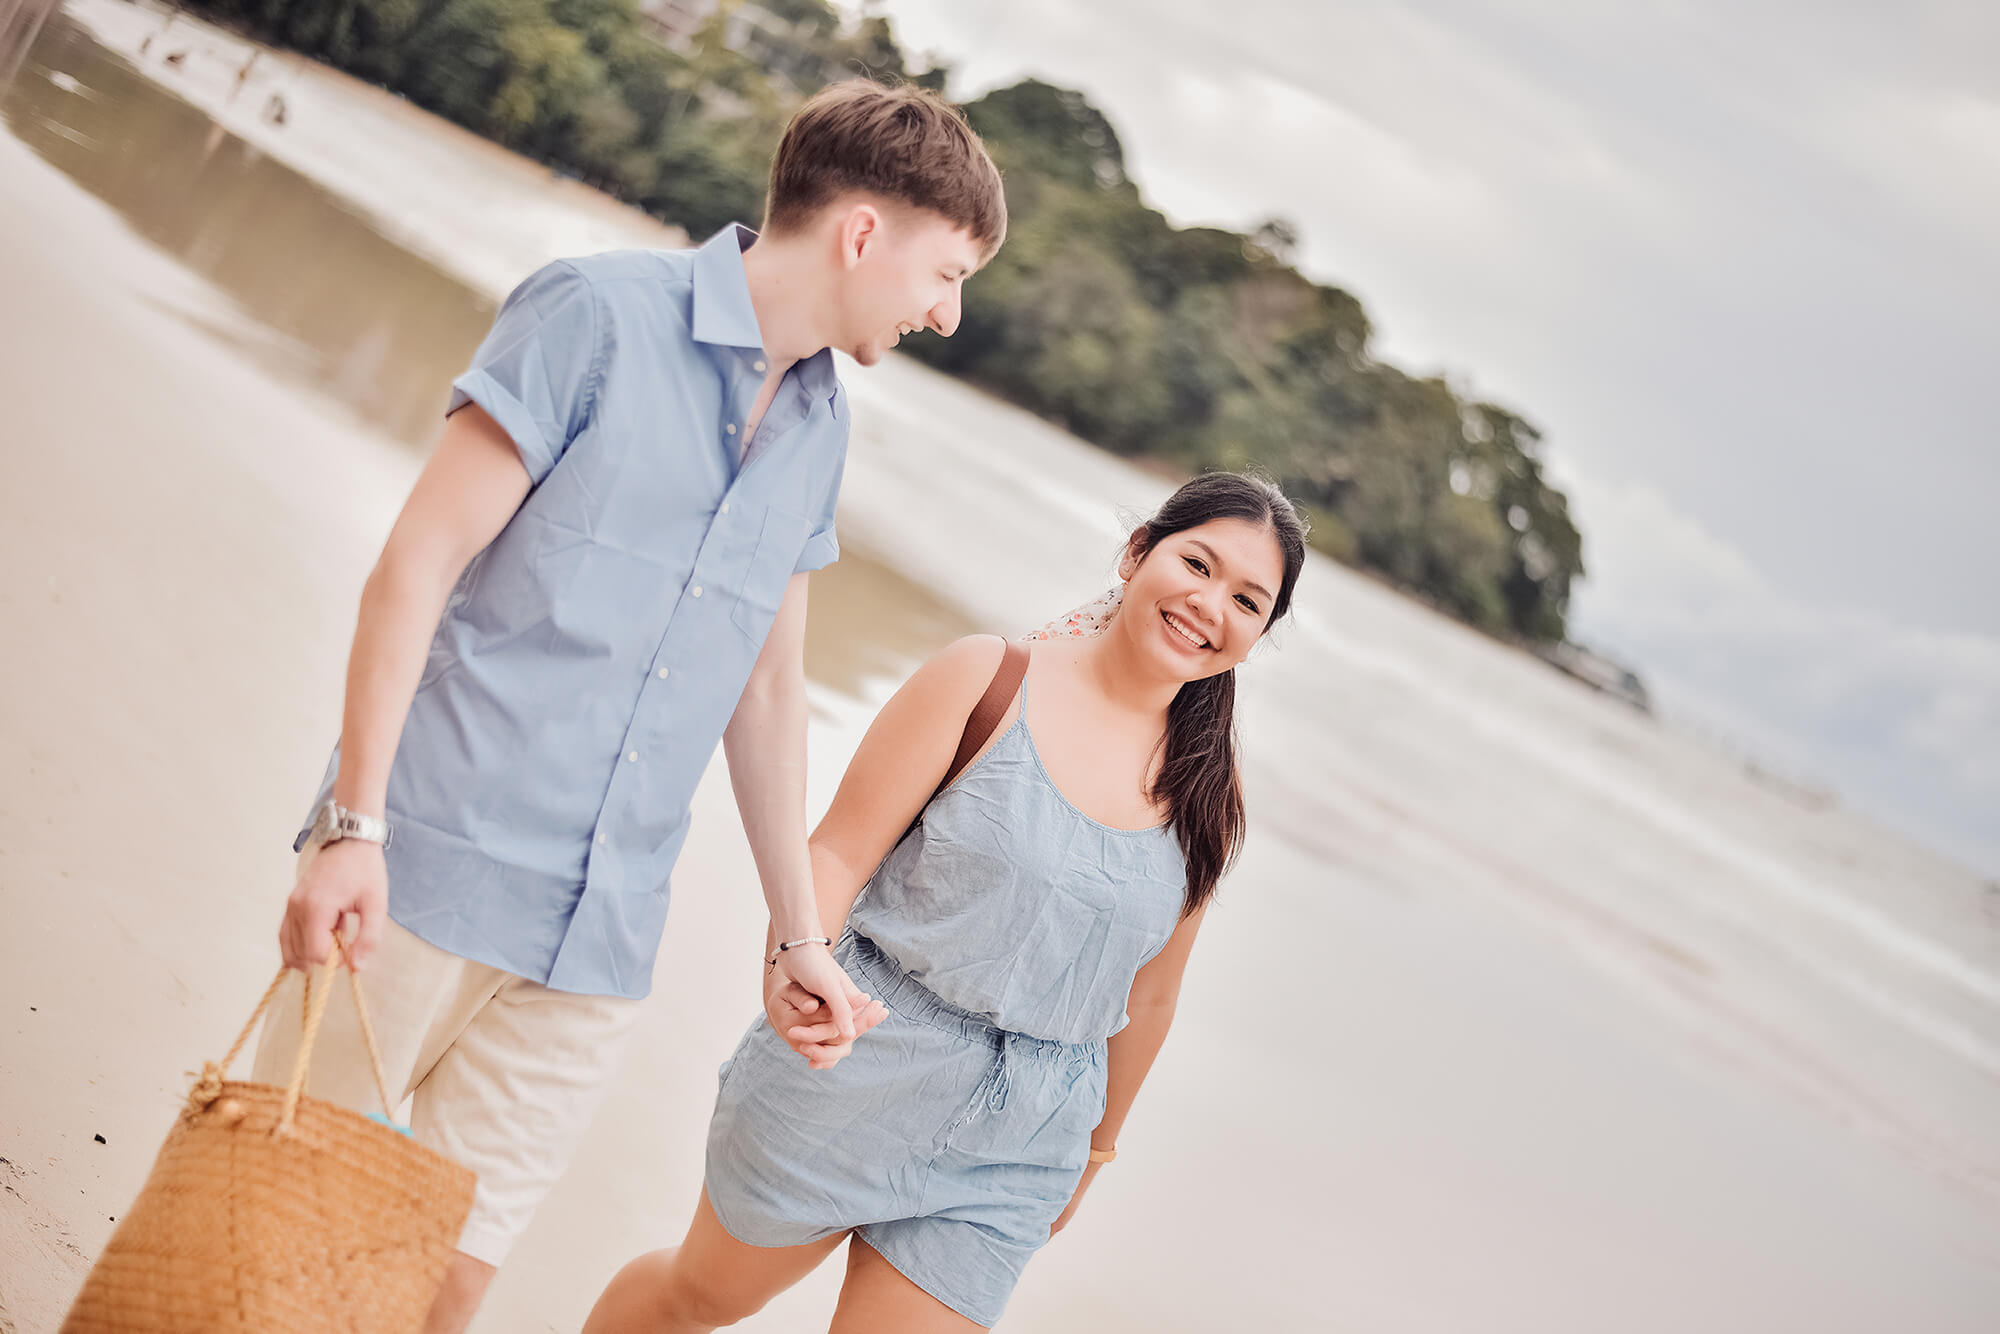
(179, 0, 1586, 642)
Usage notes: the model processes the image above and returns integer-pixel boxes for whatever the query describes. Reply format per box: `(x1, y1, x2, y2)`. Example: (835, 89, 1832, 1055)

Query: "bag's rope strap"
(215, 968, 289, 1079)
(334, 934, 395, 1122)
(189, 930, 396, 1133)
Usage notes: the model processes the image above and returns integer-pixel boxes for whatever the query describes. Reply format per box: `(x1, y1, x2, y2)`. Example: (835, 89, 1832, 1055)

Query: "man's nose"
(928, 290, 962, 338)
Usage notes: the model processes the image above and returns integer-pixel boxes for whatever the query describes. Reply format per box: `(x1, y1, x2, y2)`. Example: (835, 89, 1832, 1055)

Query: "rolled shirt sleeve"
(794, 449, 843, 574)
(448, 260, 602, 486)
(795, 523, 839, 574)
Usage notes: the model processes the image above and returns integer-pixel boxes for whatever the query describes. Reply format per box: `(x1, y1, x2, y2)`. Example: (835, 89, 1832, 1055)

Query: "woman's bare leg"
(826, 1236, 988, 1334)
(583, 1188, 846, 1334)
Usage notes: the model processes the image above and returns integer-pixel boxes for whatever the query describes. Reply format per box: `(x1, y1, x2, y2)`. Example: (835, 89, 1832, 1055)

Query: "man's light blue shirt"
(297, 225, 848, 999)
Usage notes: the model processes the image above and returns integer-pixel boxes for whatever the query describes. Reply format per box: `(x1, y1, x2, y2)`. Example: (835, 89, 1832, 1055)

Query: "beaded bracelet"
(764, 935, 832, 967)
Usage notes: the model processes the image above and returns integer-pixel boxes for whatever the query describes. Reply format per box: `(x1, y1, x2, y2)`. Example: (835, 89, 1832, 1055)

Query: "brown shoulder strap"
(936, 640, 1030, 797)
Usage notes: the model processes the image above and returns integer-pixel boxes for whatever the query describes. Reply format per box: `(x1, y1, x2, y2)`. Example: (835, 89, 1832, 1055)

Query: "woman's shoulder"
(871, 637, 1015, 740)
(921, 634, 1013, 693)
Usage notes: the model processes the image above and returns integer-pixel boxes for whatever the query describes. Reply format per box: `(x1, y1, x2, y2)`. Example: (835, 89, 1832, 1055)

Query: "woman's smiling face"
(1115, 517, 1286, 681)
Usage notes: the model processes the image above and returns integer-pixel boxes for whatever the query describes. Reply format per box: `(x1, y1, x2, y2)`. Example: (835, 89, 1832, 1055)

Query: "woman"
(587, 472, 1306, 1331)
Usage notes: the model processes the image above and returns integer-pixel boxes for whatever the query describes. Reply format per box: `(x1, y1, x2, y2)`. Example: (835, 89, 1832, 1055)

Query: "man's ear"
(839, 201, 884, 269)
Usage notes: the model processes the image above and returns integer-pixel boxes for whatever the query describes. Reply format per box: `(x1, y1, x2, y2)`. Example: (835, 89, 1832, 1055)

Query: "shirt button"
(719, 500, 730, 514)
(626, 751, 639, 763)
(657, 667, 670, 679)
(596, 833, 606, 845)
(753, 360, 767, 373)
(725, 423, 737, 435)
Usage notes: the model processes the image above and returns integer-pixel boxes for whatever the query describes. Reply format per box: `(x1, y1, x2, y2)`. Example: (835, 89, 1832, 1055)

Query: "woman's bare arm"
(768, 633, 1009, 1055)
(1052, 903, 1209, 1233)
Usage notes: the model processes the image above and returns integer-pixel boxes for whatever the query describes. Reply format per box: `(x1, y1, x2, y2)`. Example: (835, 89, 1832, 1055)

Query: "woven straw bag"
(61, 935, 477, 1332)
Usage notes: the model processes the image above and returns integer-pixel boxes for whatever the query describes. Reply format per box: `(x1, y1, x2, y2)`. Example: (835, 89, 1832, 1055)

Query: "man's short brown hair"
(765, 80, 1006, 256)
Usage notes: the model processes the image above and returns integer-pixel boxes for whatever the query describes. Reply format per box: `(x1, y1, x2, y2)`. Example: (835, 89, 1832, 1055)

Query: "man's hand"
(279, 839, 387, 970)
(771, 942, 867, 1042)
(763, 950, 887, 1070)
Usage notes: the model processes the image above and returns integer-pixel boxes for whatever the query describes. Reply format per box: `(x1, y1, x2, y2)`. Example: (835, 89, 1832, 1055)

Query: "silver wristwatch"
(306, 800, 393, 851)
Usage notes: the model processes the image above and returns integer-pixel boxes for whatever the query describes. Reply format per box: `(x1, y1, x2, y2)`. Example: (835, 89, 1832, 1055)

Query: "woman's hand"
(763, 969, 888, 1070)
(1050, 1160, 1104, 1236)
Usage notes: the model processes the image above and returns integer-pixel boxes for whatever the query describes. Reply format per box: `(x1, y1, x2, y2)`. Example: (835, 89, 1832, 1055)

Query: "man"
(255, 80, 1006, 1333)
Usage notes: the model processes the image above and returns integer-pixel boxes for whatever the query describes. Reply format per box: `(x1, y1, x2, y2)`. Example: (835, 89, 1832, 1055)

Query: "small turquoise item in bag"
(367, 1112, 414, 1138)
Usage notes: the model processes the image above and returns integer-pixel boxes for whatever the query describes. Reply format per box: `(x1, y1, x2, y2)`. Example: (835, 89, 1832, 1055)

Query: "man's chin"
(848, 342, 883, 366)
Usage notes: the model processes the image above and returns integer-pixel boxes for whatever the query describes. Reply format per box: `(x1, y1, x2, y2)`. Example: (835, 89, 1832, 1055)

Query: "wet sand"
(4, 6, 1999, 1332)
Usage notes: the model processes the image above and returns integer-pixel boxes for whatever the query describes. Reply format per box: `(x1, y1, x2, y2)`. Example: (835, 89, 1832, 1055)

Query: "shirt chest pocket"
(729, 505, 810, 642)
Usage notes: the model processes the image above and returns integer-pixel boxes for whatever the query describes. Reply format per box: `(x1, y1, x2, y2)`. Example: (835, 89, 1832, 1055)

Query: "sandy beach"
(3, 5, 1998, 1331)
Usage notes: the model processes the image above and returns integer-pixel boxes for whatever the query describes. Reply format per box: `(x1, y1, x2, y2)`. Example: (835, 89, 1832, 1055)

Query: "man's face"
(836, 207, 987, 366)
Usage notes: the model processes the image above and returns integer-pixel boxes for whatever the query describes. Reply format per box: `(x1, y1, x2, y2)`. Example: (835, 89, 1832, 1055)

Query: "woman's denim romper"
(705, 684, 1188, 1325)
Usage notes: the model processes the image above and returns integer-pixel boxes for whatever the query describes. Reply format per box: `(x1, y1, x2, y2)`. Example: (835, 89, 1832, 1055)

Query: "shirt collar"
(690, 222, 841, 406)
(689, 223, 765, 351)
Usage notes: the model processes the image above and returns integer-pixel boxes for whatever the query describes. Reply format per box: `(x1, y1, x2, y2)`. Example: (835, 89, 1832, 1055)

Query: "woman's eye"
(1236, 596, 1259, 613)
(1184, 556, 1209, 576)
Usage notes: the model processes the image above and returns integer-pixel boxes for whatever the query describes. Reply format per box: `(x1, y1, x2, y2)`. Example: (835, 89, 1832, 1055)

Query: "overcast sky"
(849, 0, 2000, 875)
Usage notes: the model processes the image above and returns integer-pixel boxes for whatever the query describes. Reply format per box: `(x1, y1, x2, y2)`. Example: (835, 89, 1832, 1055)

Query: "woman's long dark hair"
(1131, 472, 1306, 916)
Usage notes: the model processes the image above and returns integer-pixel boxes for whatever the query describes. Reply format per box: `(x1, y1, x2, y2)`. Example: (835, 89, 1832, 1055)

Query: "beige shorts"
(251, 903, 640, 1266)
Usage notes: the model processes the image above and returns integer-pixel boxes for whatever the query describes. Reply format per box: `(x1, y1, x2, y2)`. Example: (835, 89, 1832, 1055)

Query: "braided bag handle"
(186, 932, 395, 1133)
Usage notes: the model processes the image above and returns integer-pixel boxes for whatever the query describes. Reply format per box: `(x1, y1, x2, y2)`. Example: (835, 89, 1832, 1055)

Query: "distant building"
(1533, 641, 1653, 714)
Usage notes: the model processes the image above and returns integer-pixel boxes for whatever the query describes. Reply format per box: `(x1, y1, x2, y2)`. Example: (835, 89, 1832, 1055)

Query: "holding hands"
(763, 944, 888, 1070)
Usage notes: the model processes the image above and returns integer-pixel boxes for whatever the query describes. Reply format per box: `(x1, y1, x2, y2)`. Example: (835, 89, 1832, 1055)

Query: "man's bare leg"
(423, 1251, 497, 1334)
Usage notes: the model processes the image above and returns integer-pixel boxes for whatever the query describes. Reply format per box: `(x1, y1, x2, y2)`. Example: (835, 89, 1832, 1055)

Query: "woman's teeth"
(1163, 611, 1209, 648)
